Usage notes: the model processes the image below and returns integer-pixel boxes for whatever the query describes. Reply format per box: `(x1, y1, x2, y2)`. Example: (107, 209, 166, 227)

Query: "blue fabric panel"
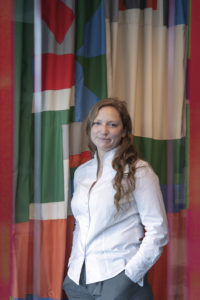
(175, 0, 188, 25)
(161, 183, 187, 213)
(76, 0, 106, 57)
(75, 62, 99, 122)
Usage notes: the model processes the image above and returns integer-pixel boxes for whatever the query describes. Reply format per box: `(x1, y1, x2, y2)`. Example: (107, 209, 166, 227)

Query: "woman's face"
(90, 106, 124, 157)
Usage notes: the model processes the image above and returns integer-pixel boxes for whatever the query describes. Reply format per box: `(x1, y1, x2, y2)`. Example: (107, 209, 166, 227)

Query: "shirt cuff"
(124, 269, 144, 287)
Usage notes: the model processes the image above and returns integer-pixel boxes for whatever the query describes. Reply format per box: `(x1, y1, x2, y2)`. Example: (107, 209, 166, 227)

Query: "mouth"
(98, 137, 110, 141)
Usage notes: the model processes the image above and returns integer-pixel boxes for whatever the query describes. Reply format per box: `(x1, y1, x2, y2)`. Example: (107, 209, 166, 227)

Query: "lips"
(98, 137, 111, 142)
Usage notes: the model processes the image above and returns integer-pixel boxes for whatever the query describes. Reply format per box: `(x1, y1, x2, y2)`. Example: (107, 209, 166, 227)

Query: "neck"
(97, 150, 105, 164)
(96, 152, 104, 179)
(95, 148, 116, 179)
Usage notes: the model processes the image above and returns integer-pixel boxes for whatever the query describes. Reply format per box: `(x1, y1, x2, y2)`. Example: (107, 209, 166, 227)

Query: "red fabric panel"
(41, 53, 75, 91)
(149, 247, 167, 300)
(118, 0, 126, 11)
(0, 0, 13, 298)
(69, 151, 91, 168)
(147, 0, 157, 9)
(118, 0, 157, 10)
(188, 0, 200, 298)
(42, 0, 74, 44)
(149, 211, 187, 300)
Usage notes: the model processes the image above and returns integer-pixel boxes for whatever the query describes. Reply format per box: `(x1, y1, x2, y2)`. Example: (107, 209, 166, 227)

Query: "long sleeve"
(68, 153, 168, 285)
(68, 169, 80, 267)
(125, 163, 168, 285)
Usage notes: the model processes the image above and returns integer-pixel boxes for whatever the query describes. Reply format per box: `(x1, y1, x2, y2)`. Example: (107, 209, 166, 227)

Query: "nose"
(101, 124, 109, 134)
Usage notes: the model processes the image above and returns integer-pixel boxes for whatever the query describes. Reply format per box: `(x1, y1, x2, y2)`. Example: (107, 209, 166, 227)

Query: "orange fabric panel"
(12, 217, 74, 299)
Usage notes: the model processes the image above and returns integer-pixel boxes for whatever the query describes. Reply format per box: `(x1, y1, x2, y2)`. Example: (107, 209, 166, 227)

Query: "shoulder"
(76, 158, 94, 171)
(74, 157, 95, 178)
(133, 160, 162, 194)
(73, 158, 95, 188)
(135, 159, 157, 179)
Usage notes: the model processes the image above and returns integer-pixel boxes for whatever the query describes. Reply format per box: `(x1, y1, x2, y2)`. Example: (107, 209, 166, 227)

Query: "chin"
(101, 147, 113, 152)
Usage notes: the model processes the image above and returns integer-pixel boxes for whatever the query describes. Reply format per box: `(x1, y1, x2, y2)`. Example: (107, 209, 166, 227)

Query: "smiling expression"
(90, 106, 125, 157)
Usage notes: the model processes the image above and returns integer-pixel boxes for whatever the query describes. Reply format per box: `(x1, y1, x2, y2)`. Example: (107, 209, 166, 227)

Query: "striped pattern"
(106, 0, 188, 212)
(105, 1, 188, 299)
(11, 0, 192, 300)
(13, 1, 76, 299)
(13, 1, 105, 299)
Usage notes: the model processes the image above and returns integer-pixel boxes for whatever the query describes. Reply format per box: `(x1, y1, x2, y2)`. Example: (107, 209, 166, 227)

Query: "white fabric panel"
(32, 86, 74, 113)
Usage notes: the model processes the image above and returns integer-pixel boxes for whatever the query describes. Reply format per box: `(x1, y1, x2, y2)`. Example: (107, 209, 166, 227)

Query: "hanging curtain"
(12, 0, 188, 299)
(187, 1, 200, 299)
(13, 0, 107, 299)
(13, 0, 75, 299)
(105, 1, 188, 298)
(0, 1, 13, 299)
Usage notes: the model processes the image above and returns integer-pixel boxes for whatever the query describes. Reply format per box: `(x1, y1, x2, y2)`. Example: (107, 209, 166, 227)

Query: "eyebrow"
(94, 120, 120, 125)
(94, 118, 120, 122)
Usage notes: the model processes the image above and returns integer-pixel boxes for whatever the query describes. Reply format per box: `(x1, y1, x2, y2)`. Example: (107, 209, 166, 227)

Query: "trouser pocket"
(100, 271, 153, 300)
(63, 275, 94, 300)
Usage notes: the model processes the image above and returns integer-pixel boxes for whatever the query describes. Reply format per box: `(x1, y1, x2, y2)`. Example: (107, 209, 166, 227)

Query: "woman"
(63, 98, 168, 300)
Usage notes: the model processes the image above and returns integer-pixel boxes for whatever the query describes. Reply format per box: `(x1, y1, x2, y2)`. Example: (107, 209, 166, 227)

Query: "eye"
(92, 121, 101, 126)
(108, 122, 118, 127)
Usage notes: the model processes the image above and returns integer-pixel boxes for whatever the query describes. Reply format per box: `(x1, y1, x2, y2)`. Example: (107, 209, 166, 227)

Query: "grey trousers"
(63, 266, 153, 300)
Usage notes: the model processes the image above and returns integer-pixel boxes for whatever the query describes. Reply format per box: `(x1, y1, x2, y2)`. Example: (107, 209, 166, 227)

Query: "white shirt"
(67, 149, 168, 286)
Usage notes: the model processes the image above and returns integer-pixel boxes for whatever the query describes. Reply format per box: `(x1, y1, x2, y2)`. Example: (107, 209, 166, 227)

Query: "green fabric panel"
(76, 55, 107, 99)
(40, 118, 64, 204)
(134, 136, 186, 185)
(70, 167, 76, 180)
(31, 108, 74, 204)
(16, 107, 75, 221)
(75, 0, 102, 51)
(14, 0, 34, 223)
(39, 107, 75, 127)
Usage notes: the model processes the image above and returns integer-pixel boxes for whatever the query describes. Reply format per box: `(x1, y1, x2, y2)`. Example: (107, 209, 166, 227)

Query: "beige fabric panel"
(62, 122, 89, 159)
(106, 8, 187, 140)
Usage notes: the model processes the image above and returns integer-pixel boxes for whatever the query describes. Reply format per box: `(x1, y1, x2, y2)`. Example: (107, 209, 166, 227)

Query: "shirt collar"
(94, 148, 118, 165)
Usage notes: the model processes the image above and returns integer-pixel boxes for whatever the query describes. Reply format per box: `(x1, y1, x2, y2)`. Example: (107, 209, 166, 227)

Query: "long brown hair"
(86, 98, 139, 211)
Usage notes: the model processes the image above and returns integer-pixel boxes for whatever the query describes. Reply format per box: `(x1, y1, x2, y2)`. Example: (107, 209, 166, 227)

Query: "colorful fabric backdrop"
(0, 0, 199, 299)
